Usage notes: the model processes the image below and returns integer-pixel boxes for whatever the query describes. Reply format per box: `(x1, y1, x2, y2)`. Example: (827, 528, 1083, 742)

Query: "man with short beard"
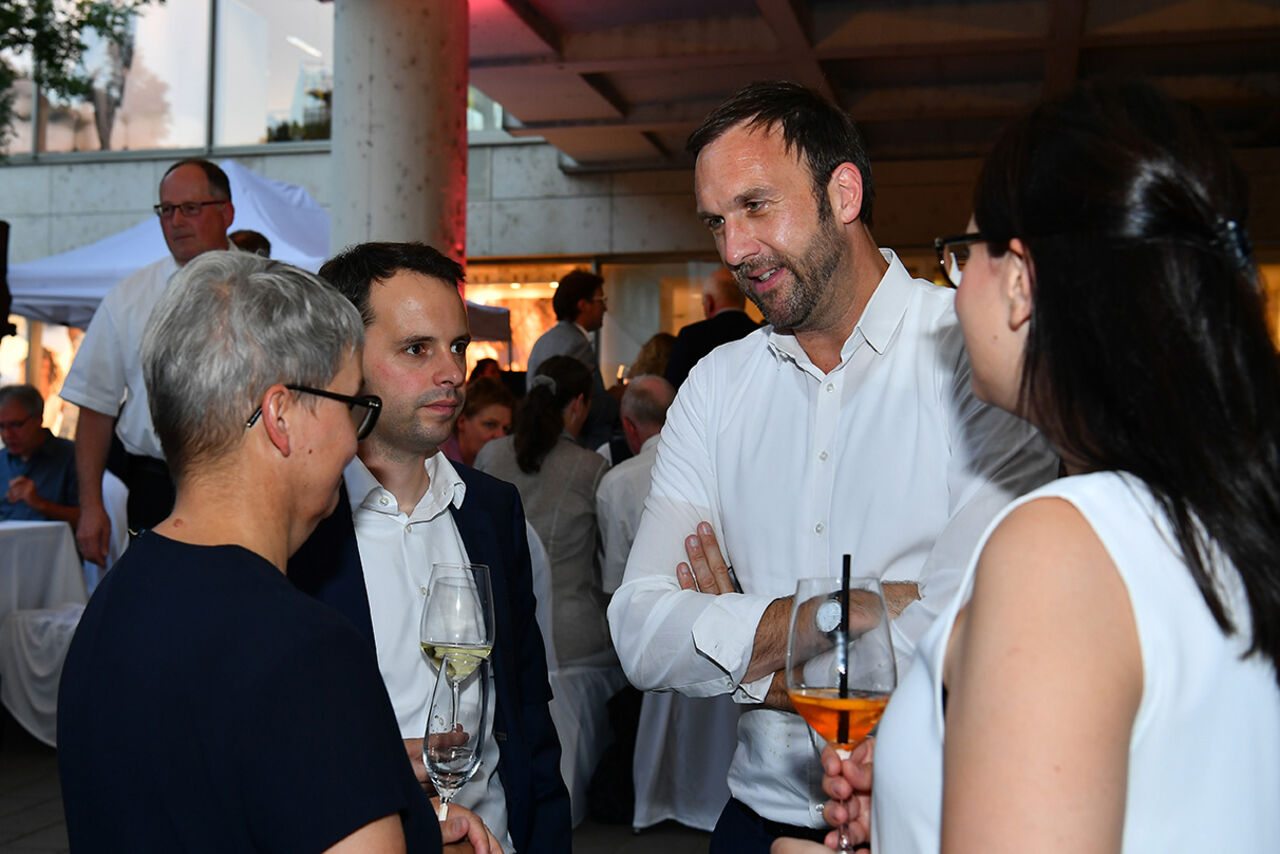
(607, 82, 1058, 853)
(289, 242, 571, 854)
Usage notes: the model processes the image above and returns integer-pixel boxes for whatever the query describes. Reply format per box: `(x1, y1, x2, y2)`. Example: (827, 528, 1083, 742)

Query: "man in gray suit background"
(525, 269, 618, 449)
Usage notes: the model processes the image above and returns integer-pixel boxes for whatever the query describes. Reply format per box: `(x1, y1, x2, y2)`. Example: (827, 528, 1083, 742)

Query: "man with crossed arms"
(607, 81, 1057, 853)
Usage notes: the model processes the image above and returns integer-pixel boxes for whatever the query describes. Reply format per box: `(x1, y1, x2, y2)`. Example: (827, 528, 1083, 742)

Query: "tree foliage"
(0, 0, 159, 150)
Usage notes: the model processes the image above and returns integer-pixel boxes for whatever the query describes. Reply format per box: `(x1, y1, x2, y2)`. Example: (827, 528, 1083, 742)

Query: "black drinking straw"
(837, 554, 851, 745)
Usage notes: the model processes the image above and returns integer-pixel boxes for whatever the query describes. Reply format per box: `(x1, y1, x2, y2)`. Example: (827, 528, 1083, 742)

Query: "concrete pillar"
(330, 0, 468, 264)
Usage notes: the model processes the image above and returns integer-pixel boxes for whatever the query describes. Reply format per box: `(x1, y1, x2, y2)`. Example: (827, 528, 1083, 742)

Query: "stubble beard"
(735, 200, 846, 332)
(370, 390, 461, 462)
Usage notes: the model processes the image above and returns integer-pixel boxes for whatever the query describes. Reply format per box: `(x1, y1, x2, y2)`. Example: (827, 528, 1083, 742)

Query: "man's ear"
(827, 162, 864, 226)
(260, 384, 293, 457)
(1006, 238, 1034, 331)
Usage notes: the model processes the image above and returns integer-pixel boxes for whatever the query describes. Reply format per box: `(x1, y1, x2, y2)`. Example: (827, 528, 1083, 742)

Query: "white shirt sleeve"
(60, 295, 128, 419)
(607, 368, 775, 700)
(881, 333, 1058, 673)
(595, 474, 629, 596)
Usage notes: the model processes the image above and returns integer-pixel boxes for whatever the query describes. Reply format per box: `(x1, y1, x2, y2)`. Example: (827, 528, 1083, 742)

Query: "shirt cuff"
(690, 593, 773, 694)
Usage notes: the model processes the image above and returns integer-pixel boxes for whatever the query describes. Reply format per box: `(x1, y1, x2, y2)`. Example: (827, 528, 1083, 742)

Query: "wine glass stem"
(450, 681, 462, 730)
(834, 746, 855, 852)
(437, 798, 449, 821)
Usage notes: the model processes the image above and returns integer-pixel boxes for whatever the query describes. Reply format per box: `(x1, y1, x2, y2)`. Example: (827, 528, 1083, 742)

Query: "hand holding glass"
(787, 576, 897, 851)
(423, 652, 489, 821)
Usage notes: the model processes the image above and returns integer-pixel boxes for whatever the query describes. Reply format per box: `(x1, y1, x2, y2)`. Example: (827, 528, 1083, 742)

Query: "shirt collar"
(766, 248, 914, 370)
(572, 320, 591, 340)
(345, 452, 467, 521)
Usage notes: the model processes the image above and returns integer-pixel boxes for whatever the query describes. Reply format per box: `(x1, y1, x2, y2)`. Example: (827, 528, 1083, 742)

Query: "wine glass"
(786, 575, 897, 852)
(420, 562, 495, 673)
(423, 651, 489, 820)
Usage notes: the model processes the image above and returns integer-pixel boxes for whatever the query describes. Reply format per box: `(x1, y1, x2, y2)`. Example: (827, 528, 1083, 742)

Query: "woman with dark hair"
(775, 80, 1280, 853)
(475, 355, 612, 665)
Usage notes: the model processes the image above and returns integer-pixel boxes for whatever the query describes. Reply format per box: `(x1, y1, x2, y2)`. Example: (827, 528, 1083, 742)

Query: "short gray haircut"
(0, 384, 44, 418)
(621, 375, 676, 429)
(141, 251, 364, 479)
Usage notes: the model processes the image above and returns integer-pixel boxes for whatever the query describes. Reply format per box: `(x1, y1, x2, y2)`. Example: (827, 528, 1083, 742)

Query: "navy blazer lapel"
(288, 485, 377, 648)
(449, 474, 519, 733)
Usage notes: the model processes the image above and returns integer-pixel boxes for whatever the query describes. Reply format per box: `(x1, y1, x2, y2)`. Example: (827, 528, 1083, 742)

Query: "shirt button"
(826, 383, 835, 392)
(819, 451, 829, 461)
(378, 496, 389, 506)
(419, 585, 427, 596)
(815, 522, 825, 534)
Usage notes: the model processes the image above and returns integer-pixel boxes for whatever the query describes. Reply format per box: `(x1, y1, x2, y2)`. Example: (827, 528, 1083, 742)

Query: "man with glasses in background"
(0, 384, 78, 523)
(61, 158, 234, 564)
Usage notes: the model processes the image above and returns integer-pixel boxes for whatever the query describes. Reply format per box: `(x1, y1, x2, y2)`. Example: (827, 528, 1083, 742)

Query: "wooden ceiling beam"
(755, 0, 834, 100)
(496, 0, 563, 56)
(472, 25, 1280, 74)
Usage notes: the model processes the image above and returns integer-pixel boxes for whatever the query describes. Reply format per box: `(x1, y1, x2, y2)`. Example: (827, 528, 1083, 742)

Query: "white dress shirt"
(60, 256, 177, 459)
(345, 453, 512, 850)
(607, 249, 1058, 828)
(595, 433, 660, 594)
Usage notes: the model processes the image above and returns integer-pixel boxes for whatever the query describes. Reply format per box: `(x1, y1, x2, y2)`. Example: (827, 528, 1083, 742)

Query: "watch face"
(815, 599, 842, 633)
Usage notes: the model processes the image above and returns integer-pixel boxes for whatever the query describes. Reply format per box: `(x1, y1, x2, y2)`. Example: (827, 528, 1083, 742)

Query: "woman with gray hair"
(57, 252, 494, 853)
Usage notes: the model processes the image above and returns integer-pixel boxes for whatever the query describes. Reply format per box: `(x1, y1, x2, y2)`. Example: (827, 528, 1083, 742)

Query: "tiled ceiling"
(468, 0, 1280, 170)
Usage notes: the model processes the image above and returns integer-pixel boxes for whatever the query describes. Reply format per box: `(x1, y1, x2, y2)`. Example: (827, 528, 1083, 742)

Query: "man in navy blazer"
(663, 268, 760, 389)
(290, 242, 570, 853)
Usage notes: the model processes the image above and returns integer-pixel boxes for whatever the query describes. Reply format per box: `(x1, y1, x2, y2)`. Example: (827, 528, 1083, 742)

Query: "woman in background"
(628, 332, 677, 379)
(778, 80, 1280, 853)
(442, 376, 515, 467)
(476, 355, 611, 665)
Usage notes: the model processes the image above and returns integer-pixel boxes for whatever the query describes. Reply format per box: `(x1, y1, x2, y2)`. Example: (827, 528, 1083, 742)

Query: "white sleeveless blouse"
(872, 472, 1280, 852)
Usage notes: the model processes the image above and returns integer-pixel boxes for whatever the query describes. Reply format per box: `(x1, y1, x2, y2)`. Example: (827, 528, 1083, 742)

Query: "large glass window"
(37, 0, 211, 153)
(0, 50, 34, 155)
(1, 1, 509, 156)
(213, 0, 333, 145)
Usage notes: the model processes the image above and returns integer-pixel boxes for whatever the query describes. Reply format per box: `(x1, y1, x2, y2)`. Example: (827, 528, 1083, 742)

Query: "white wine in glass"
(419, 564, 496, 670)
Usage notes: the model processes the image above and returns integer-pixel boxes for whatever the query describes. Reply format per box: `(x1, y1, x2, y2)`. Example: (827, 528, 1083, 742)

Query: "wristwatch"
(815, 599, 842, 633)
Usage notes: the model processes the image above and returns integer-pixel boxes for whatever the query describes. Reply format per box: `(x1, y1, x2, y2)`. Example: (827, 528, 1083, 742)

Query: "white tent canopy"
(6, 160, 509, 342)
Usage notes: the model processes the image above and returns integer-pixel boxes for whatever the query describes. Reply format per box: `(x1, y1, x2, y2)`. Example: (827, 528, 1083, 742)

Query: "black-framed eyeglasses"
(153, 200, 226, 220)
(933, 233, 986, 288)
(245, 385, 382, 440)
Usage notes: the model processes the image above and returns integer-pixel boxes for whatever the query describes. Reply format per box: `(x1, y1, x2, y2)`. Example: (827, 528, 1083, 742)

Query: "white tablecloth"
(0, 520, 87, 620)
(0, 520, 88, 747)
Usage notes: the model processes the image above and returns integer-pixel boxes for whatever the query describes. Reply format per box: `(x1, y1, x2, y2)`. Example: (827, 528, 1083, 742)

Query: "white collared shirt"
(61, 256, 178, 458)
(595, 433, 661, 594)
(608, 249, 1058, 827)
(346, 453, 511, 850)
